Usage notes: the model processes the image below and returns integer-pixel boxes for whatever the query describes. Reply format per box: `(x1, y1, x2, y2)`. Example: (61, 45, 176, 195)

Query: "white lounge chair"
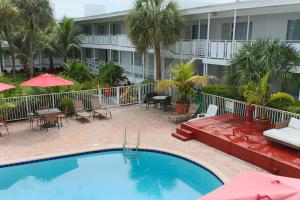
(188, 104, 218, 122)
(263, 117, 300, 153)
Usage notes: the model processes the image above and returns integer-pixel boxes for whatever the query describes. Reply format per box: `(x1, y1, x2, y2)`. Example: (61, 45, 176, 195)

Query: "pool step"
(172, 128, 193, 142)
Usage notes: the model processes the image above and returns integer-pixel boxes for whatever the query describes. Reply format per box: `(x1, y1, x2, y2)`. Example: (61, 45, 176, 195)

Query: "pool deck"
(0, 105, 264, 182)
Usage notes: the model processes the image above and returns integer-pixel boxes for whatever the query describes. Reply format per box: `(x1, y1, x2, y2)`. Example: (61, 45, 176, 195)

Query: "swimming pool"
(0, 149, 223, 200)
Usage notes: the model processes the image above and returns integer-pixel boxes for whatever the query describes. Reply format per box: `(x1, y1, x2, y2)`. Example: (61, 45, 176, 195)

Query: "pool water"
(0, 150, 223, 200)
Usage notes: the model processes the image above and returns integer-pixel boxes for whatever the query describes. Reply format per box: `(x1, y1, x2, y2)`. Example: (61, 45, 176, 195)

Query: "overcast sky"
(51, 0, 236, 19)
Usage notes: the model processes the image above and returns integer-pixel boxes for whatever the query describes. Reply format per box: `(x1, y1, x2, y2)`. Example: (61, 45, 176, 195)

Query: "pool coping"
(0, 144, 230, 183)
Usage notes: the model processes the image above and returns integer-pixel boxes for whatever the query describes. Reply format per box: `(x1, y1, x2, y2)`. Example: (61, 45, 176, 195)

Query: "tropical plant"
(98, 62, 126, 87)
(38, 23, 58, 72)
(64, 59, 91, 83)
(225, 39, 300, 88)
(56, 17, 82, 63)
(0, 102, 15, 117)
(127, 0, 184, 80)
(0, 0, 19, 81)
(13, 0, 54, 78)
(243, 72, 295, 119)
(157, 64, 210, 103)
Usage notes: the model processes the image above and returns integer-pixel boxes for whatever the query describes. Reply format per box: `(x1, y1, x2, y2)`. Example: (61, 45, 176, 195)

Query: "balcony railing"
(81, 34, 134, 48)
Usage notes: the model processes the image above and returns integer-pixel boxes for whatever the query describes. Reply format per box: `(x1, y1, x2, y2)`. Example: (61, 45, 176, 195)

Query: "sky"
(51, 0, 236, 19)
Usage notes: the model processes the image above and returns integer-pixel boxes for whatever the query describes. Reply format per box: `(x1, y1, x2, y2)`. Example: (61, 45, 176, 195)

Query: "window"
(287, 20, 300, 41)
(83, 24, 92, 35)
(112, 50, 119, 62)
(221, 22, 252, 40)
(133, 53, 143, 66)
(112, 24, 121, 34)
(85, 48, 92, 58)
(97, 24, 106, 35)
(191, 24, 208, 39)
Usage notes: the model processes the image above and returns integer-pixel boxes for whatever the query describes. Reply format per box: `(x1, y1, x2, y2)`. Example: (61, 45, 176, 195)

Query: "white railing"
(1, 84, 156, 122)
(81, 35, 134, 48)
(202, 93, 300, 124)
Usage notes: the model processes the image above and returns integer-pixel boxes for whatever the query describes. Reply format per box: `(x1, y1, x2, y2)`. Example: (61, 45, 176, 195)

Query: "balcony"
(81, 35, 134, 48)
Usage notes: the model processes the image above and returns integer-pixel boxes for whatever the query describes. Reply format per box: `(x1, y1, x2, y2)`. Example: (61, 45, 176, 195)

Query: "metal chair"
(43, 113, 60, 131)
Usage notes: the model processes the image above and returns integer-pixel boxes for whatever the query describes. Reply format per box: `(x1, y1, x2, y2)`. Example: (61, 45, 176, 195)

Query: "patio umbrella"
(200, 171, 300, 200)
(20, 73, 73, 87)
(0, 82, 15, 91)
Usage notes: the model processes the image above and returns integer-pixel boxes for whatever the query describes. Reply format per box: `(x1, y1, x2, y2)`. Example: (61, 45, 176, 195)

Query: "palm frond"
(186, 75, 210, 85)
(157, 79, 177, 91)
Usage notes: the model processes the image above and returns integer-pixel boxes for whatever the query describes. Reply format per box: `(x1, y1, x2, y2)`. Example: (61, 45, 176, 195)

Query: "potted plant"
(157, 64, 210, 114)
(243, 72, 295, 131)
(0, 103, 16, 120)
(59, 98, 74, 115)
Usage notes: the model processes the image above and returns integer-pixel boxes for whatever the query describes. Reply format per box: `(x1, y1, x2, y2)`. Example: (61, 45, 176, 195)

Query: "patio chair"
(0, 116, 9, 136)
(161, 96, 173, 111)
(91, 98, 112, 120)
(28, 112, 40, 129)
(169, 104, 199, 123)
(58, 107, 69, 126)
(144, 92, 158, 110)
(43, 113, 59, 131)
(188, 104, 218, 122)
(74, 100, 92, 120)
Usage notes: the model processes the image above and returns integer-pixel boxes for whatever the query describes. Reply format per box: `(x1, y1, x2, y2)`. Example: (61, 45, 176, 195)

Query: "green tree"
(225, 39, 300, 88)
(38, 23, 58, 72)
(98, 62, 125, 87)
(127, 0, 184, 80)
(56, 17, 81, 63)
(243, 72, 295, 119)
(13, 0, 53, 78)
(65, 59, 91, 83)
(0, 0, 19, 81)
(157, 64, 209, 103)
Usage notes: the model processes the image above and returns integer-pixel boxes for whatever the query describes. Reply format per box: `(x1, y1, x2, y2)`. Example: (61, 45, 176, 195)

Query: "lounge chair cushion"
(288, 117, 300, 130)
(77, 112, 91, 117)
(263, 127, 300, 147)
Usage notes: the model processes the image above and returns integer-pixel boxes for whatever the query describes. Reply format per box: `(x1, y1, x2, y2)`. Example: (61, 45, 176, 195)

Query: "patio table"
(152, 96, 168, 111)
(37, 108, 61, 116)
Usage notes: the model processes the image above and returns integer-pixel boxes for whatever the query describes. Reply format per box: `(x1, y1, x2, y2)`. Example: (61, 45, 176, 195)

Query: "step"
(176, 128, 193, 138)
(172, 132, 192, 142)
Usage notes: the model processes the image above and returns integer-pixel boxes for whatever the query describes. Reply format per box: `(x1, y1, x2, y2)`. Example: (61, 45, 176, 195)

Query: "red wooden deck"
(172, 113, 300, 178)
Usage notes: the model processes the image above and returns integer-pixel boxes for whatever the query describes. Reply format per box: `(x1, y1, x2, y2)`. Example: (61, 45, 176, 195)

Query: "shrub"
(65, 59, 91, 83)
(98, 62, 126, 87)
(202, 84, 244, 100)
(267, 92, 295, 109)
(140, 79, 155, 84)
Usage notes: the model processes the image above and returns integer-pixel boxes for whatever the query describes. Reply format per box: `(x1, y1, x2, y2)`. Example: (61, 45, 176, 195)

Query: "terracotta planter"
(176, 103, 190, 114)
(246, 104, 255, 123)
(255, 118, 272, 132)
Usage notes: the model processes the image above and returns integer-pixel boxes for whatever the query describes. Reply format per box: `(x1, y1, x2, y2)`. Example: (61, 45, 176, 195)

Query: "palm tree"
(0, 0, 19, 81)
(225, 39, 300, 88)
(13, 0, 53, 78)
(127, 0, 184, 80)
(243, 72, 295, 119)
(157, 64, 210, 104)
(56, 17, 81, 63)
(38, 23, 58, 72)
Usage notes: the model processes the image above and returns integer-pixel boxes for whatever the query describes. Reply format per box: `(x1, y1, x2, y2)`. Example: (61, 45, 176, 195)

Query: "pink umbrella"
(20, 73, 73, 87)
(200, 171, 300, 200)
(0, 83, 15, 91)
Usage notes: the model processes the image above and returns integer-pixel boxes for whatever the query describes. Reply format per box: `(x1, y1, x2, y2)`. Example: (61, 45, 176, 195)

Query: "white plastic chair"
(188, 104, 218, 122)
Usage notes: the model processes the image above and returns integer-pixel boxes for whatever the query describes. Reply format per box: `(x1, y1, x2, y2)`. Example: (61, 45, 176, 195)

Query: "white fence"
(202, 93, 300, 124)
(1, 85, 299, 123)
(0, 84, 156, 122)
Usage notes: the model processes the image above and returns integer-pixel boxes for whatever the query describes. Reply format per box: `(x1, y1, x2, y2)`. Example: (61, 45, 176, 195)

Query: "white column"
(132, 52, 135, 78)
(118, 50, 121, 64)
(153, 53, 157, 80)
(246, 15, 250, 41)
(108, 21, 111, 44)
(206, 13, 211, 58)
(93, 48, 96, 59)
(197, 19, 201, 56)
(80, 48, 83, 61)
(142, 53, 145, 79)
(109, 49, 112, 61)
(232, 10, 237, 58)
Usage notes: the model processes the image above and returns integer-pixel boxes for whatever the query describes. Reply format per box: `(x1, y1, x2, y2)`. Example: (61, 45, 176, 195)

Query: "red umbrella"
(0, 83, 15, 91)
(200, 171, 300, 200)
(20, 73, 73, 87)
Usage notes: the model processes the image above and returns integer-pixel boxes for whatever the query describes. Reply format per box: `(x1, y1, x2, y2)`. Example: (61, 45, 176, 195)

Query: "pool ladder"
(123, 128, 140, 157)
